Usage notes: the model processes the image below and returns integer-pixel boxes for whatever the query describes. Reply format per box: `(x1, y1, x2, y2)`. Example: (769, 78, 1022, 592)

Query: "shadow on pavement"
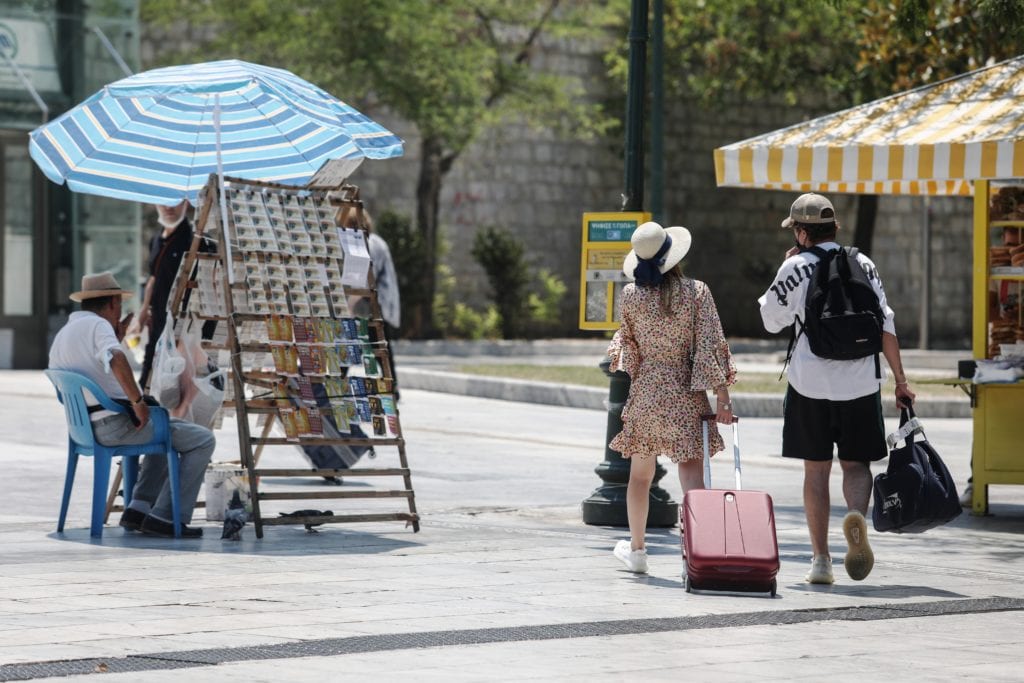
(46, 525, 422, 556)
(787, 583, 967, 599)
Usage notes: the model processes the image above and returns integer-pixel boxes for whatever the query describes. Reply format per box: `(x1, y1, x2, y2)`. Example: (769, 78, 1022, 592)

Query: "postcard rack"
(169, 174, 419, 538)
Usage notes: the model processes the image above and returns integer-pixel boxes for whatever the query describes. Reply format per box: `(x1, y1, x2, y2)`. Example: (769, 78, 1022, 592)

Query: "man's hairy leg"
(840, 459, 872, 514)
(804, 459, 833, 557)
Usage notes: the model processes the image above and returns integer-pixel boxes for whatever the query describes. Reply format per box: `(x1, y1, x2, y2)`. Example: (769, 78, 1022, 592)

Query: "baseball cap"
(781, 193, 835, 228)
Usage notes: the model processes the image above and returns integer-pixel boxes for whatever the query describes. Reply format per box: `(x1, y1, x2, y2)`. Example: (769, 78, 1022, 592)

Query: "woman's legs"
(677, 457, 704, 496)
(626, 455, 656, 550)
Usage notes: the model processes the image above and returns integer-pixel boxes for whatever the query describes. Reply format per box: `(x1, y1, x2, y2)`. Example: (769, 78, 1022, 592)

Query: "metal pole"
(919, 196, 931, 349)
(0, 51, 48, 122)
(582, 0, 676, 528)
(621, 0, 648, 212)
(650, 0, 664, 223)
(90, 26, 133, 77)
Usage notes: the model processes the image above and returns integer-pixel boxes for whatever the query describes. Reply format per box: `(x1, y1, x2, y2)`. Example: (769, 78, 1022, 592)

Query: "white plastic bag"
(149, 320, 186, 408)
(203, 465, 252, 521)
(190, 368, 227, 429)
(176, 324, 226, 428)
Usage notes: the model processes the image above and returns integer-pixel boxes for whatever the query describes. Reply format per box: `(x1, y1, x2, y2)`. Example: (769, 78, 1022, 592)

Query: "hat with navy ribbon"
(622, 221, 692, 285)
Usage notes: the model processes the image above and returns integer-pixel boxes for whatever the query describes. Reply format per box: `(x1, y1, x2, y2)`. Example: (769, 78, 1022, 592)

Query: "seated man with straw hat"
(48, 272, 215, 538)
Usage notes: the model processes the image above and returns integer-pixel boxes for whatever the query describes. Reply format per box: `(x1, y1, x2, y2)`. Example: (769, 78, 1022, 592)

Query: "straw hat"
(69, 272, 134, 302)
(622, 221, 692, 280)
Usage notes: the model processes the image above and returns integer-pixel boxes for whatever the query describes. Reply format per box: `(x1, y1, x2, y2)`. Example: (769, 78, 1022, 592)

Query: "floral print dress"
(607, 277, 737, 463)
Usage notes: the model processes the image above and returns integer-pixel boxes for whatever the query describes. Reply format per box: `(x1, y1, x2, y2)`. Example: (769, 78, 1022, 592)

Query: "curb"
(400, 368, 971, 418)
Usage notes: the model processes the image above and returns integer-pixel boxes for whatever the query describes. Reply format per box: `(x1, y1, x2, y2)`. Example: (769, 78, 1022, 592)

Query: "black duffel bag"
(872, 406, 962, 533)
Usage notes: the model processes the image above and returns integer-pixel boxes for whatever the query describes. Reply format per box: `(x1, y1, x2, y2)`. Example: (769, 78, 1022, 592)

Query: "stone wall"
(142, 26, 974, 348)
(345, 35, 975, 348)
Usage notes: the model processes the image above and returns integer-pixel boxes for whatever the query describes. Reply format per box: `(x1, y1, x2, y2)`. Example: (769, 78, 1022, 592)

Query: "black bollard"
(581, 358, 678, 527)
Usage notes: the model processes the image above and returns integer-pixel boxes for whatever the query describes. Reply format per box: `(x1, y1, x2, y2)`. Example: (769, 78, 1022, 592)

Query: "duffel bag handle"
(888, 405, 925, 450)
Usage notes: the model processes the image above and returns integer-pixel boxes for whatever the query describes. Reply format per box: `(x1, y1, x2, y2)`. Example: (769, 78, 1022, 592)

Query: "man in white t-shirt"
(48, 272, 215, 538)
(758, 193, 916, 585)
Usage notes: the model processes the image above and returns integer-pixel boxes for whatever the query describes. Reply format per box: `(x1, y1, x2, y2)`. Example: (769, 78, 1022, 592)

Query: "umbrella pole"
(214, 93, 234, 284)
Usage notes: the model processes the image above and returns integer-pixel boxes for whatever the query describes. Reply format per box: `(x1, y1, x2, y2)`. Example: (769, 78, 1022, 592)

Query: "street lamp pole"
(581, 0, 676, 527)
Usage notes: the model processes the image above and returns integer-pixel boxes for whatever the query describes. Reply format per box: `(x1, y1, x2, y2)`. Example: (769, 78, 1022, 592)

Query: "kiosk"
(714, 56, 1024, 515)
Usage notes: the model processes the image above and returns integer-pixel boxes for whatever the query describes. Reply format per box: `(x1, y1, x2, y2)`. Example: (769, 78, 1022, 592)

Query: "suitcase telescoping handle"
(701, 415, 741, 491)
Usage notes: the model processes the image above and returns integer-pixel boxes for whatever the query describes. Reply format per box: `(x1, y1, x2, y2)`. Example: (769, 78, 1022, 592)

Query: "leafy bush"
(382, 215, 565, 340)
(471, 226, 533, 338)
(527, 269, 568, 333)
(433, 262, 501, 339)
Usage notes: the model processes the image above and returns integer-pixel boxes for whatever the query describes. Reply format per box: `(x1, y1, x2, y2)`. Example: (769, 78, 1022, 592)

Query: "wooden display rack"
(168, 174, 419, 538)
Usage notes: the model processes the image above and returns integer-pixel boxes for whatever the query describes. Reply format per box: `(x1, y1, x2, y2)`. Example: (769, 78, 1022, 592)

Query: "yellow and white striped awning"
(714, 55, 1024, 196)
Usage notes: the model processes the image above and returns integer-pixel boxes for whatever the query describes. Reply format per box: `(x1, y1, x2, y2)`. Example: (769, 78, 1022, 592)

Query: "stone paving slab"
(0, 372, 1021, 680)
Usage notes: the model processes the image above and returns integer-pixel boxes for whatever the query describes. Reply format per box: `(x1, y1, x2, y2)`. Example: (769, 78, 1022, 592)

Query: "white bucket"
(204, 465, 252, 521)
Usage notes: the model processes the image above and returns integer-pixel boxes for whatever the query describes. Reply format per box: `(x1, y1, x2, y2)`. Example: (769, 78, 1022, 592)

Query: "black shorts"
(782, 385, 887, 462)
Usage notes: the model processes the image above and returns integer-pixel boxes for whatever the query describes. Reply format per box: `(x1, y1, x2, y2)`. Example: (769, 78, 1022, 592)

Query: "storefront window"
(3, 143, 32, 315)
(79, 192, 140, 297)
(74, 0, 142, 297)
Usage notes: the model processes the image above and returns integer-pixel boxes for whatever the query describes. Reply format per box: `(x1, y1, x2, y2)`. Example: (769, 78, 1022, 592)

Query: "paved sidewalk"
(0, 363, 1021, 681)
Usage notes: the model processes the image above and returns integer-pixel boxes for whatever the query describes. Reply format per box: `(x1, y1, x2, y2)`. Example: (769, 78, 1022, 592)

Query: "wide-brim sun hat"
(69, 271, 134, 302)
(622, 221, 692, 280)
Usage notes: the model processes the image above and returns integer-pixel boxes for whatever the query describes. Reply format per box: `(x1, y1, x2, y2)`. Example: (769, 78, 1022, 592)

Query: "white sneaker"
(613, 540, 649, 573)
(805, 555, 834, 584)
(959, 484, 973, 507)
(843, 511, 874, 581)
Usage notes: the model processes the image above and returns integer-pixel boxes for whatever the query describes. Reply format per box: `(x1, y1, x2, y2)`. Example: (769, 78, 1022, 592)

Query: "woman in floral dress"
(606, 221, 737, 574)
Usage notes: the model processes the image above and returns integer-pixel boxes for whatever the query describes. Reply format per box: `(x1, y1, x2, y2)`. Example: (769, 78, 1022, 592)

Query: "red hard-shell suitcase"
(682, 417, 780, 596)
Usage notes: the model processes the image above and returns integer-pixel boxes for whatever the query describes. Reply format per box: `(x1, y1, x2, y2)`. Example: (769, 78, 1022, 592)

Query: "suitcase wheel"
(684, 574, 692, 593)
(770, 579, 777, 597)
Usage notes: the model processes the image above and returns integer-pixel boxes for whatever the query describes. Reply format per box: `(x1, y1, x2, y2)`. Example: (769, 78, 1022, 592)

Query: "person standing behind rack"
(129, 200, 217, 392)
(343, 208, 401, 394)
(129, 200, 193, 390)
(343, 208, 401, 332)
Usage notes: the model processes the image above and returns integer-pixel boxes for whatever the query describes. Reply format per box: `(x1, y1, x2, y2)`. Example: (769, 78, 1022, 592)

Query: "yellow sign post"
(578, 211, 650, 330)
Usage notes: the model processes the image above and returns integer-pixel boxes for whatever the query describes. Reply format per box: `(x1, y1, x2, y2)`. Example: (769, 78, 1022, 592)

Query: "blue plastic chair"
(44, 369, 182, 538)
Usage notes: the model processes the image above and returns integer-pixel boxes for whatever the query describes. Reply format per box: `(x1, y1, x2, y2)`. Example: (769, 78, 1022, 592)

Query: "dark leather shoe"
(140, 515, 203, 538)
(119, 508, 146, 532)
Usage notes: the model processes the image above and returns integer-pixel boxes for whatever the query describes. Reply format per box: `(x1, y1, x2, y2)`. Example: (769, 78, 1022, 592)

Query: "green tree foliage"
(606, 0, 1024, 108)
(604, 0, 1024, 253)
(142, 0, 615, 337)
(855, 0, 1024, 99)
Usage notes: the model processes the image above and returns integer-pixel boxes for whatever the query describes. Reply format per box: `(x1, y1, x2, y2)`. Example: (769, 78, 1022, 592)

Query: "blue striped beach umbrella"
(29, 59, 403, 205)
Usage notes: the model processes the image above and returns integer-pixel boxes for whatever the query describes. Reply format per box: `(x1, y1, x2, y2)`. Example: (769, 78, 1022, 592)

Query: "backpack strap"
(844, 247, 882, 379)
(806, 245, 832, 261)
(780, 314, 804, 381)
(779, 247, 832, 381)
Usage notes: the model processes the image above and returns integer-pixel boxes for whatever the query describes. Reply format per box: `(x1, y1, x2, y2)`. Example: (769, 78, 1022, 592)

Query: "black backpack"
(785, 246, 884, 377)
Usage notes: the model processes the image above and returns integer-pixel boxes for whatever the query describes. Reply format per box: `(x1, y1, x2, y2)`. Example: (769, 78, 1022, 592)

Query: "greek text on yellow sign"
(578, 211, 650, 331)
